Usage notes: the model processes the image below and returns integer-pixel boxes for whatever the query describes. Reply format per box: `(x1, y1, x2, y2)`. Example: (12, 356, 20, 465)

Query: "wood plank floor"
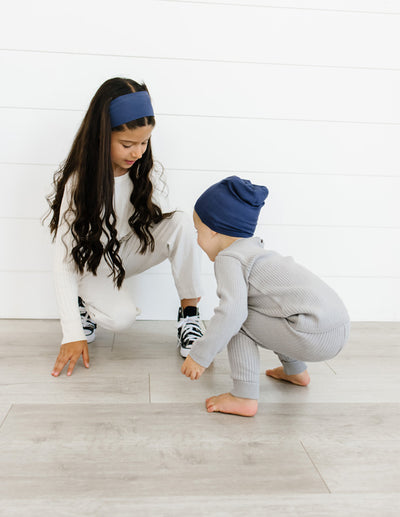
(0, 320, 399, 516)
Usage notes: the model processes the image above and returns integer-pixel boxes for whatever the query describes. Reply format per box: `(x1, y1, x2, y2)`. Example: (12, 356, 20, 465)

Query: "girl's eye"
(122, 144, 132, 149)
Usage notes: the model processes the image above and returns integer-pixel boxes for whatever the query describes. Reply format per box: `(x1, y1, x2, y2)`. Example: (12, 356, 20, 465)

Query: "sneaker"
(177, 306, 203, 358)
(78, 296, 97, 343)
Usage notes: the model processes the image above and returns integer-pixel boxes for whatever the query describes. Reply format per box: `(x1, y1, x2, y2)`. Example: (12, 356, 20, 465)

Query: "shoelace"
(177, 316, 202, 344)
(81, 310, 96, 331)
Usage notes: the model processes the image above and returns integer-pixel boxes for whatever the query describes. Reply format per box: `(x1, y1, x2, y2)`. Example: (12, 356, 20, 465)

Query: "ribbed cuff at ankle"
(231, 379, 259, 400)
(282, 360, 307, 375)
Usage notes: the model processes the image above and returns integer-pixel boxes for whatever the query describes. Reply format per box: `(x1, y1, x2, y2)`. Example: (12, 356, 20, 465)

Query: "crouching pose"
(181, 176, 350, 416)
(48, 77, 203, 377)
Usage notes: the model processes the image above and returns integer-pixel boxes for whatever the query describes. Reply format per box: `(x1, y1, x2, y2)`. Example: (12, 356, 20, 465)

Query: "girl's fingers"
(52, 355, 68, 376)
(52, 341, 87, 377)
(82, 345, 90, 368)
(67, 358, 77, 376)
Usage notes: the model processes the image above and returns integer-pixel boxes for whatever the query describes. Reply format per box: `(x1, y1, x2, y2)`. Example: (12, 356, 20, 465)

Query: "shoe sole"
(85, 332, 96, 344)
(177, 338, 191, 358)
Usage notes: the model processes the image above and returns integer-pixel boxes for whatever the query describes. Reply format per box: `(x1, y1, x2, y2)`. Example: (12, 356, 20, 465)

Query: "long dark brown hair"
(47, 77, 173, 288)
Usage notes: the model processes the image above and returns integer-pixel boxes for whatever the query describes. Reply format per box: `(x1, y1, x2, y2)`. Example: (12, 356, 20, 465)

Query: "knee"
(91, 305, 138, 332)
(108, 307, 138, 332)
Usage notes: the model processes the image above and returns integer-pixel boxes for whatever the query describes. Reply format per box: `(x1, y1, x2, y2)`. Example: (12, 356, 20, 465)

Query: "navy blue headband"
(109, 91, 154, 128)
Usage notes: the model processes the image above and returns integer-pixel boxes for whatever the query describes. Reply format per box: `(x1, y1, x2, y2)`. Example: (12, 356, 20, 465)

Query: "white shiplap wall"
(0, 0, 399, 321)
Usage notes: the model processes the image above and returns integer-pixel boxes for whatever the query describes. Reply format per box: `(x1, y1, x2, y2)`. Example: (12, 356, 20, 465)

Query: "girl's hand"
(51, 340, 90, 377)
(181, 356, 206, 380)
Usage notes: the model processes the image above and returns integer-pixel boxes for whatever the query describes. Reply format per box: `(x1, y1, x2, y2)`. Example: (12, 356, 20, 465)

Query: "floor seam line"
(300, 440, 331, 494)
(149, 373, 152, 404)
(0, 403, 14, 430)
(325, 361, 337, 374)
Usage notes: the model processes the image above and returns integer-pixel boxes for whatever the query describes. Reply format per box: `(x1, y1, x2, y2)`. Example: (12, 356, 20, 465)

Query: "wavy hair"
(47, 77, 173, 288)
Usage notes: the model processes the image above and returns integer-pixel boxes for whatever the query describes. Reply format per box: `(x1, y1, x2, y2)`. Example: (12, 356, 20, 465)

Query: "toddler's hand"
(181, 356, 206, 380)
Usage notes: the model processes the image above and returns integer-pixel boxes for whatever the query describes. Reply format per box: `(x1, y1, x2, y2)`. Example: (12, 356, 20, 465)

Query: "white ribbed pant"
(228, 311, 350, 399)
(78, 211, 202, 332)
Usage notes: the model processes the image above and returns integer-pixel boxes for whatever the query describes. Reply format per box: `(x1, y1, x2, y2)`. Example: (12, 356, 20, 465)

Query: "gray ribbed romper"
(189, 237, 350, 399)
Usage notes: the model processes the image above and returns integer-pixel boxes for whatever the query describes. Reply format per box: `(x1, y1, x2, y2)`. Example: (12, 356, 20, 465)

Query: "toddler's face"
(193, 211, 220, 262)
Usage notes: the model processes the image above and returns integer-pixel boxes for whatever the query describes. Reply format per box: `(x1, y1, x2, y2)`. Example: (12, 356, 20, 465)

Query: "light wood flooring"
(0, 320, 399, 516)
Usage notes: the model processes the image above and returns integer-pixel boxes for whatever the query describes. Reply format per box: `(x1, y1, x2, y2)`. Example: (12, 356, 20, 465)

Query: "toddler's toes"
(205, 397, 216, 412)
(205, 393, 258, 416)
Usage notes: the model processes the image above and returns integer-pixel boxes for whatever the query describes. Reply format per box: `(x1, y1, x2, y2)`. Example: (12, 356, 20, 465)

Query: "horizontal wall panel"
(0, 164, 54, 219)
(1, 1, 400, 68)
(1, 219, 398, 278)
(2, 51, 399, 124)
(0, 272, 59, 319)
(2, 165, 398, 227)
(325, 277, 400, 321)
(1, 110, 399, 175)
(167, 1, 400, 13)
(0, 109, 81, 166)
(1, 271, 397, 321)
(256, 225, 400, 278)
(0, 220, 53, 272)
(166, 171, 400, 228)
(156, 117, 400, 175)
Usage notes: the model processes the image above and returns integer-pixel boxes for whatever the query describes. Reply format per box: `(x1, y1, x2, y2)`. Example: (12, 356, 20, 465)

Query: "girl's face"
(110, 124, 154, 177)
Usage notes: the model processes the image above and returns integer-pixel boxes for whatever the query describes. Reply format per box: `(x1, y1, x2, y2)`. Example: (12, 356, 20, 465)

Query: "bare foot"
(205, 393, 258, 417)
(266, 366, 310, 386)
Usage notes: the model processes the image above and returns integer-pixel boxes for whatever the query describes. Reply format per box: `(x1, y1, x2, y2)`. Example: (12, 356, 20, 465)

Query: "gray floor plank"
(151, 368, 400, 404)
(1, 402, 399, 445)
(1, 494, 400, 517)
(0, 321, 113, 349)
(0, 404, 327, 498)
(0, 374, 150, 405)
(303, 439, 400, 493)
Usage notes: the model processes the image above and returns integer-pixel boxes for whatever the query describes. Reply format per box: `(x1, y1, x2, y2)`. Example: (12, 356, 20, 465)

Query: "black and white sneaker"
(177, 306, 203, 358)
(78, 296, 97, 343)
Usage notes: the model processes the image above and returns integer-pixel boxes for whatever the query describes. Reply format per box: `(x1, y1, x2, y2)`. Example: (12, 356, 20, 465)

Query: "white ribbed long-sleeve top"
(189, 237, 349, 368)
(53, 172, 170, 344)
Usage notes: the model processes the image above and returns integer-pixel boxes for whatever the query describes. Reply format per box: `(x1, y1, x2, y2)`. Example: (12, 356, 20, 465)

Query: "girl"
(48, 77, 203, 377)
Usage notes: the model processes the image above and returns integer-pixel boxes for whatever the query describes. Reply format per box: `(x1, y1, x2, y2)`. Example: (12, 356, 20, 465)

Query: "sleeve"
(189, 254, 248, 368)
(53, 177, 86, 344)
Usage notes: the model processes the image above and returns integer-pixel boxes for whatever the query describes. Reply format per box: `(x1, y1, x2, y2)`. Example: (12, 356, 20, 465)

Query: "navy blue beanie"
(194, 176, 269, 238)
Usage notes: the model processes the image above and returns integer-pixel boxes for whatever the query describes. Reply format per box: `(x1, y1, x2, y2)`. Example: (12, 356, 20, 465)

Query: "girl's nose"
(131, 148, 142, 159)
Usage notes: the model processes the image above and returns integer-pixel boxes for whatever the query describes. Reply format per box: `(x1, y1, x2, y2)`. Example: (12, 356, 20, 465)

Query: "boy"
(181, 176, 350, 417)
